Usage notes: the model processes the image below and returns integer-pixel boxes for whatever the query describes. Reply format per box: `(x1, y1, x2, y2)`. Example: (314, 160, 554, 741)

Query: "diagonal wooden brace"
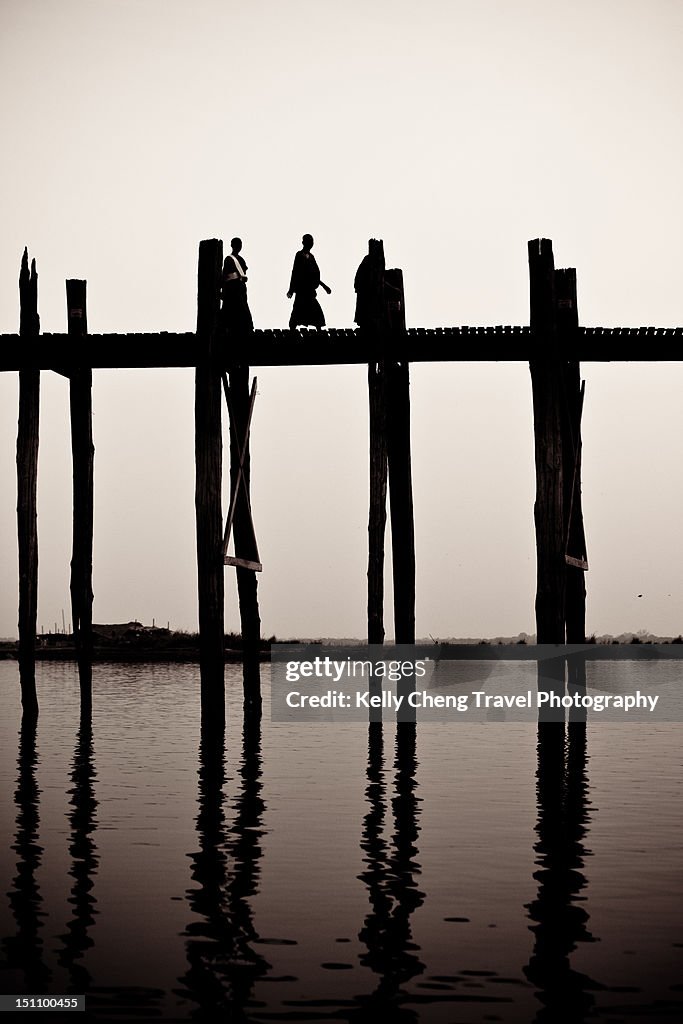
(222, 373, 262, 571)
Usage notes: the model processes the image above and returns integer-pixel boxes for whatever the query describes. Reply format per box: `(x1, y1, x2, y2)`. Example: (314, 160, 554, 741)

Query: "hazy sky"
(2, 0, 683, 640)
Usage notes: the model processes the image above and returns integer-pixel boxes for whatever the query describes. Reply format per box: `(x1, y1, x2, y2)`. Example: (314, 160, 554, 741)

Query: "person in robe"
(353, 239, 384, 329)
(287, 234, 331, 330)
(354, 251, 372, 328)
(221, 237, 253, 333)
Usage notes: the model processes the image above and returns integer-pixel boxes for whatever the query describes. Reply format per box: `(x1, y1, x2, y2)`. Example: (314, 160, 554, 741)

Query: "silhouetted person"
(221, 237, 253, 334)
(287, 233, 331, 330)
(354, 238, 384, 330)
(354, 253, 373, 328)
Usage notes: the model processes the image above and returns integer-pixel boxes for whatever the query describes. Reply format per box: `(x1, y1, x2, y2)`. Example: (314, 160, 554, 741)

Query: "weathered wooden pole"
(557, 269, 588, 701)
(385, 269, 416, 645)
(16, 248, 40, 717)
(528, 239, 565, 643)
(67, 280, 94, 704)
(195, 239, 225, 716)
(226, 362, 262, 714)
(556, 269, 587, 647)
(364, 239, 388, 645)
(368, 362, 388, 645)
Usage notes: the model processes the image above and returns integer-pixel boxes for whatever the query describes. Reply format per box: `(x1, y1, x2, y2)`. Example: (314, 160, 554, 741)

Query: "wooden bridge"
(3, 236, 680, 720)
(2, 325, 682, 371)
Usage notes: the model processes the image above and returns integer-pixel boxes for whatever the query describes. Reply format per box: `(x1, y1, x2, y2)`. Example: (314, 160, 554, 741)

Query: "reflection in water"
(537, 654, 566, 722)
(2, 715, 51, 992)
(178, 714, 269, 1019)
(242, 655, 262, 718)
(525, 705, 599, 1023)
(58, 705, 99, 991)
(78, 658, 93, 716)
(355, 723, 424, 1021)
(1, 661, 678, 1021)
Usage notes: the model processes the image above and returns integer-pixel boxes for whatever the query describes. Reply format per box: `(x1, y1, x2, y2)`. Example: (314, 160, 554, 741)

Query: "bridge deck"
(1, 325, 682, 370)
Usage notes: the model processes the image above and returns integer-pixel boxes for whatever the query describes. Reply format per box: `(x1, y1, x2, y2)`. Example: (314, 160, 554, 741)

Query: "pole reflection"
(2, 714, 51, 992)
(58, 704, 99, 991)
(77, 658, 92, 717)
(525, 674, 599, 1023)
(178, 714, 269, 1019)
(355, 722, 424, 1021)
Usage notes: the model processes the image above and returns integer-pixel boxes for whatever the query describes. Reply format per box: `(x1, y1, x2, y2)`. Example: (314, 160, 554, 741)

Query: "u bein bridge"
(4, 235, 681, 720)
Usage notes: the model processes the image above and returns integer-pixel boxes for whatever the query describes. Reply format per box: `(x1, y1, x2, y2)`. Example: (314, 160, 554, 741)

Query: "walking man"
(287, 234, 331, 330)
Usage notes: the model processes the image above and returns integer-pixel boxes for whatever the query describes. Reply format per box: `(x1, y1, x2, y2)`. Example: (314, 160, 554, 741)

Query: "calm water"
(0, 660, 681, 1023)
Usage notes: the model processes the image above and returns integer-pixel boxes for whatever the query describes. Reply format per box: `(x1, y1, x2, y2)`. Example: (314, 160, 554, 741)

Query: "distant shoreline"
(0, 646, 270, 664)
(2, 635, 683, 665)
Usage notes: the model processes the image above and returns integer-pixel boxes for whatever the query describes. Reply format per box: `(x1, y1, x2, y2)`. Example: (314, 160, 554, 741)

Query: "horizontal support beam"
(224, 555, 263, 571)
(1, 325, 683, 369)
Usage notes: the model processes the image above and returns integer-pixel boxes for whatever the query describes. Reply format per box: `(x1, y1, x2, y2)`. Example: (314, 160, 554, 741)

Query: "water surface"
(0, 661, 681, 1022)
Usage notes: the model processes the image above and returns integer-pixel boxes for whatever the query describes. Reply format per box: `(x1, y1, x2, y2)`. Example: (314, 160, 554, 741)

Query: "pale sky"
(1, 0, 683, 640)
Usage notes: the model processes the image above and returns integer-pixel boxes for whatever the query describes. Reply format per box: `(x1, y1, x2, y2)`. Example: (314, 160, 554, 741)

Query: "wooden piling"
(195, 239, 225, 714)
(528, 239, 565, 643)
(67, 280, 94, 703)
(556, 268, 587, 647)
(226, 363, 262, 713)
(368, 362, 388, 644)
(365, 240, 388, 645)
(385, 269, 415, 645)
(16, 249, 40, 717)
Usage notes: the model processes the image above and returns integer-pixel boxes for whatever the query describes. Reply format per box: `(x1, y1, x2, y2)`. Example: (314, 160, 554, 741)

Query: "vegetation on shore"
(0, 621, 275, 662)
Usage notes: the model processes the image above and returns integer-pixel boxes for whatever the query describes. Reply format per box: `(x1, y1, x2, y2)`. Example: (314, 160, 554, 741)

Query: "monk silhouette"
(287, 234, 331, 330)
(221, 238, 253, 333)
(354, 239, 385, 330)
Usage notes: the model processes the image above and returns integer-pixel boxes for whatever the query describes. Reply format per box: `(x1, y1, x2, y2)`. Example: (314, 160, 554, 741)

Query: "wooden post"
(528, 239, 565, 643)
(16, 248, 40, 717)
(556, 269, 587, 648)
(365, 239, 388, 645)
(195, 239, 225, 715)
(67, 280, 94, 704)
(368, 363, 388, 644)
(385, 269, 415, 645)
(227, 363, 262, 714)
